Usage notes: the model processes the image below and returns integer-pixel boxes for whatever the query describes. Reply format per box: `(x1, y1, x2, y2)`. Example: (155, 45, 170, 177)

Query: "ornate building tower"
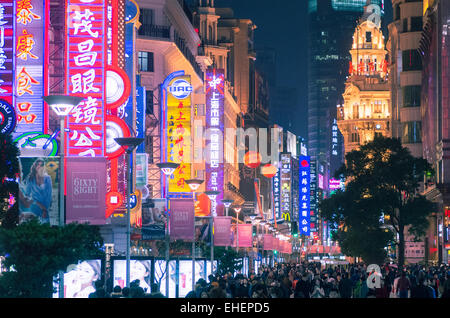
(337, 1, 391, 155)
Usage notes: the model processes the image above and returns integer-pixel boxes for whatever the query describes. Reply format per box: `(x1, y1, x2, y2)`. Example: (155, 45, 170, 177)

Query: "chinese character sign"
(14, 0, 45, 137)
(272, 162, 281, 220)
(331, 119, 338, 156)
(280, 154, 292, 222)
(66, 0, 106, 157)
(166, 75, 192, 192)
(205, 69, 225, 217)
(299, 156, 310, 236)
(0, 1, 14, 105)
(310, 160, 318, 234)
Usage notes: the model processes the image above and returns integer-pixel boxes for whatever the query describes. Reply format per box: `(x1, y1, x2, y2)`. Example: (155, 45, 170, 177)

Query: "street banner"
(66, 157, 107, 225)
(237, 224, 253, 248)
(263, 234, 273, 251)
(169, 198, 195, 241)
(18, 157, 60, 225)
(141, 198, 166, 240)
(213, 216, 232, 246)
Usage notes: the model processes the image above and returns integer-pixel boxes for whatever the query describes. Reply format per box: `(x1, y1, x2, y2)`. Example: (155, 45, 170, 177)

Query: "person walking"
(397, 271, 411, 298)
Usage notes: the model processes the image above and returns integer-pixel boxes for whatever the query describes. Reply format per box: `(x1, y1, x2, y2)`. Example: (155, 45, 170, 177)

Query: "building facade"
(337, 2, 391, 156)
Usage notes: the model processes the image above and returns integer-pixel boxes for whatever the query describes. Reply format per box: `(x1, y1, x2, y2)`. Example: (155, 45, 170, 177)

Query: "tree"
(0, 133, 20, 228)
(320, 136, 434, 266)
(0, 219, 104, 297)
(214, 247, 243, 276)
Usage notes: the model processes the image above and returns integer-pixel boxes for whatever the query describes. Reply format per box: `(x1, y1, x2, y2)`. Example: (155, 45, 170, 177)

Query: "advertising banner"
(213, 216, 232, 246)
(205, 68, 225, 217)
(195, 193, 211, 217)
(18, 157, 59, 225)
(141, 198, 167, 240)
(135, 153, 148, 188)
(66, 157, 107, 225)
(280, 154, 292, 222)
(113, 259, 151, 292)
(236, 224, 253, 248)
(169, 198, 195, 241)
(263, 234, 273, 251)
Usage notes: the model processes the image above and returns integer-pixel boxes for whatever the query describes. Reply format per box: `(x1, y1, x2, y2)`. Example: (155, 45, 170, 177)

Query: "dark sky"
(213, 0, 393, 138)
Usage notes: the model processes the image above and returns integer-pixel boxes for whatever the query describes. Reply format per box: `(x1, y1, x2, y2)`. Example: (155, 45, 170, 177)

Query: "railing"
(174, 30, 204, 80)
(138, 24, 171, 39)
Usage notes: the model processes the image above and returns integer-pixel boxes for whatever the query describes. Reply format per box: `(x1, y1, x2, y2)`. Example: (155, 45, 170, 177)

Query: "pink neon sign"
(65, 0, 106, 157)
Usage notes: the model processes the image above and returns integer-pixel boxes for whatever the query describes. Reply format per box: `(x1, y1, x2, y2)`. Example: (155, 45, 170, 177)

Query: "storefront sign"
(299, 156, 311, 236)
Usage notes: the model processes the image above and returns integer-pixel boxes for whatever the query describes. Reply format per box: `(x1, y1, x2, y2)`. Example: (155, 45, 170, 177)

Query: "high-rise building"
(338, 2, 391, 155)
(307, 0, 385, 174)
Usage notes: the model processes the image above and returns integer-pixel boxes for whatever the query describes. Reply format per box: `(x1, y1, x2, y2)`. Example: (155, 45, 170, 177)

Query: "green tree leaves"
(321, 136, 434, 266)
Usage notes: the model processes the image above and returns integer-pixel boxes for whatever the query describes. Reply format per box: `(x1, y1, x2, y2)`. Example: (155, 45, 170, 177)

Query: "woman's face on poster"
(35, 161, 45, 177)
(131, 261, 148, 279)
(76, 262, 97, 284)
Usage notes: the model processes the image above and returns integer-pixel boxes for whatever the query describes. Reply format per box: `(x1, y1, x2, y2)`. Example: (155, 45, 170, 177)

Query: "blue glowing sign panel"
(299, 156, 311, 236)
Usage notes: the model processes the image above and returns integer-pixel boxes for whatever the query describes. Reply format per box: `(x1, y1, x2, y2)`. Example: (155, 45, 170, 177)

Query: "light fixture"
(185, 179, 204, 191)
(114, 137, 145, 153)
(157, 162, 180, 176)
(43, 95, 84, 117)
(221, 199, 234, 209)
(204, 190, 220, 198)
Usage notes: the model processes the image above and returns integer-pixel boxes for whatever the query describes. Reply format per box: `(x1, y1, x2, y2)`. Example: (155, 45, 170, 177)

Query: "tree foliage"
(214, 247, 243, 276)
(320, 136, 434, 266)
(0, 134, 20, 228)
(0, 220, 104, 298)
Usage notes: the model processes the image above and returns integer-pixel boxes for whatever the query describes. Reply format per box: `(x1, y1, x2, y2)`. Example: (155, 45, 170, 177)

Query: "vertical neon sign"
(299, 156, 311, 236)
(280, 153, 292, 222)
(65, 0, 106, 157)
(14, 0, 45, 137)
(205, 68, 225, 217)
(272, 163, 281, 220)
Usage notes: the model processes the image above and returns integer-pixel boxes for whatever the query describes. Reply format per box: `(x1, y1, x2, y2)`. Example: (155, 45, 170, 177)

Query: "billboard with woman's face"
(113, 260, 152, 293)
(53, 260, 102, 298)
(18, 157, 59, 225)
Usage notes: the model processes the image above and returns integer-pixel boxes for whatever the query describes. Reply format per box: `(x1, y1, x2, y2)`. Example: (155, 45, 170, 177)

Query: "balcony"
(138, 24, 171, 40)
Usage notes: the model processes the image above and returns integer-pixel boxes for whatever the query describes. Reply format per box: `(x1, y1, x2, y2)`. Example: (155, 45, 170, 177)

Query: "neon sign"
(14, 0, 45, 137)
(299, 156, 311, 236)
(280, 154, 292, 222)
(66, 0, 106, 157)
(205, 68, 225, 217)
(272, 162, 281, 220)
(332, 119, 338, 156)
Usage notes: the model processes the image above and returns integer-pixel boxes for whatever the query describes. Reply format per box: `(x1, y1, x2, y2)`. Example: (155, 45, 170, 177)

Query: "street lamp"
(185, 179, 204, 292)
(157, 162, 179, 297)
(221, 199, 234, 251)
(115, 137, 144, 289)
(204, 190, 220, 275)
(234, 207, 242, 253)
(44, 95, 84, 299)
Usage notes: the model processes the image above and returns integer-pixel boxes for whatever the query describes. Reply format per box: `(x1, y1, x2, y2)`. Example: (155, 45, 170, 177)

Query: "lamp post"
(234, 207, 242, 253)
(221, 199, 233, 251)
(157, 162, 179, 298)
(204, 190, 220, 275)
(44, 95, 84, 299)
(114, 137, 144, 289)
(186, 179, 204, 292)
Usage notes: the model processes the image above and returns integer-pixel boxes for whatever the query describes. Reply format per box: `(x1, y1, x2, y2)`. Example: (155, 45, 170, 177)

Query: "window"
(375, 132, 383, 138)
(402, 50, 422, 71)
(351, 133, 360, 143)
(402, 86, 421, 107)
(366, 32, 372, 43)
(410, 17, 423, 32)
(139, 8, 154, 27)
(145, 90, 154, 115)
(138, 51, 154, 72)
(374, 100, 382, 113)
(353, 104, 359, 119)
(402, 121, 422, 144)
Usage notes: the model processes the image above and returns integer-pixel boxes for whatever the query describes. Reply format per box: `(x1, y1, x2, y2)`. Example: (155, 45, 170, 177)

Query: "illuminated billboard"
(205, 68, 225, 216)
(280, 153, 292, 222)
(65, 0, 106, 157)
(165, 74, 192, 193)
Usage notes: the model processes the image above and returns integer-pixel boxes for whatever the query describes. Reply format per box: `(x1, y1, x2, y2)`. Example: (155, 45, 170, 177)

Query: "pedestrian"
(310, 278, 325, 298)
(110, 285, 122, 298)
(397, 271, 410, 298)
(148, 283, 166, 298)
(338, 272, 353, 298)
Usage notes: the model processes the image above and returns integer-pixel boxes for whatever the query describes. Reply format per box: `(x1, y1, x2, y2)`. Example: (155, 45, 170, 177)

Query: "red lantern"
(244, 151, 262, 169)
(261, 164, 278, 178)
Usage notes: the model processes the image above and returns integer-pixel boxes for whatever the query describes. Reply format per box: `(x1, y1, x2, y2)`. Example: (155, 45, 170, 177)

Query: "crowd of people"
(88, 262, 450, 298)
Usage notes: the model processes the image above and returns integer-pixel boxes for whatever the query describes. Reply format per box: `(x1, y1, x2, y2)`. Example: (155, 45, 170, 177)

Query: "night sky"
(213, 0, 393, 138)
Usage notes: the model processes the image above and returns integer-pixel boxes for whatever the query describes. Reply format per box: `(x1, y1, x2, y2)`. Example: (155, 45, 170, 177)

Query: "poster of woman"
(18, 158, 59, 225)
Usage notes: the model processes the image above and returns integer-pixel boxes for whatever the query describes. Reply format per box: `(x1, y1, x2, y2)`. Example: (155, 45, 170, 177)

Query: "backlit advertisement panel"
(280, 154, 292, 222)
(113, 260, 151, 292)
(65, 0, 106, 157)
(18, 157, 59, 225)
(53, 260, 102, 298)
